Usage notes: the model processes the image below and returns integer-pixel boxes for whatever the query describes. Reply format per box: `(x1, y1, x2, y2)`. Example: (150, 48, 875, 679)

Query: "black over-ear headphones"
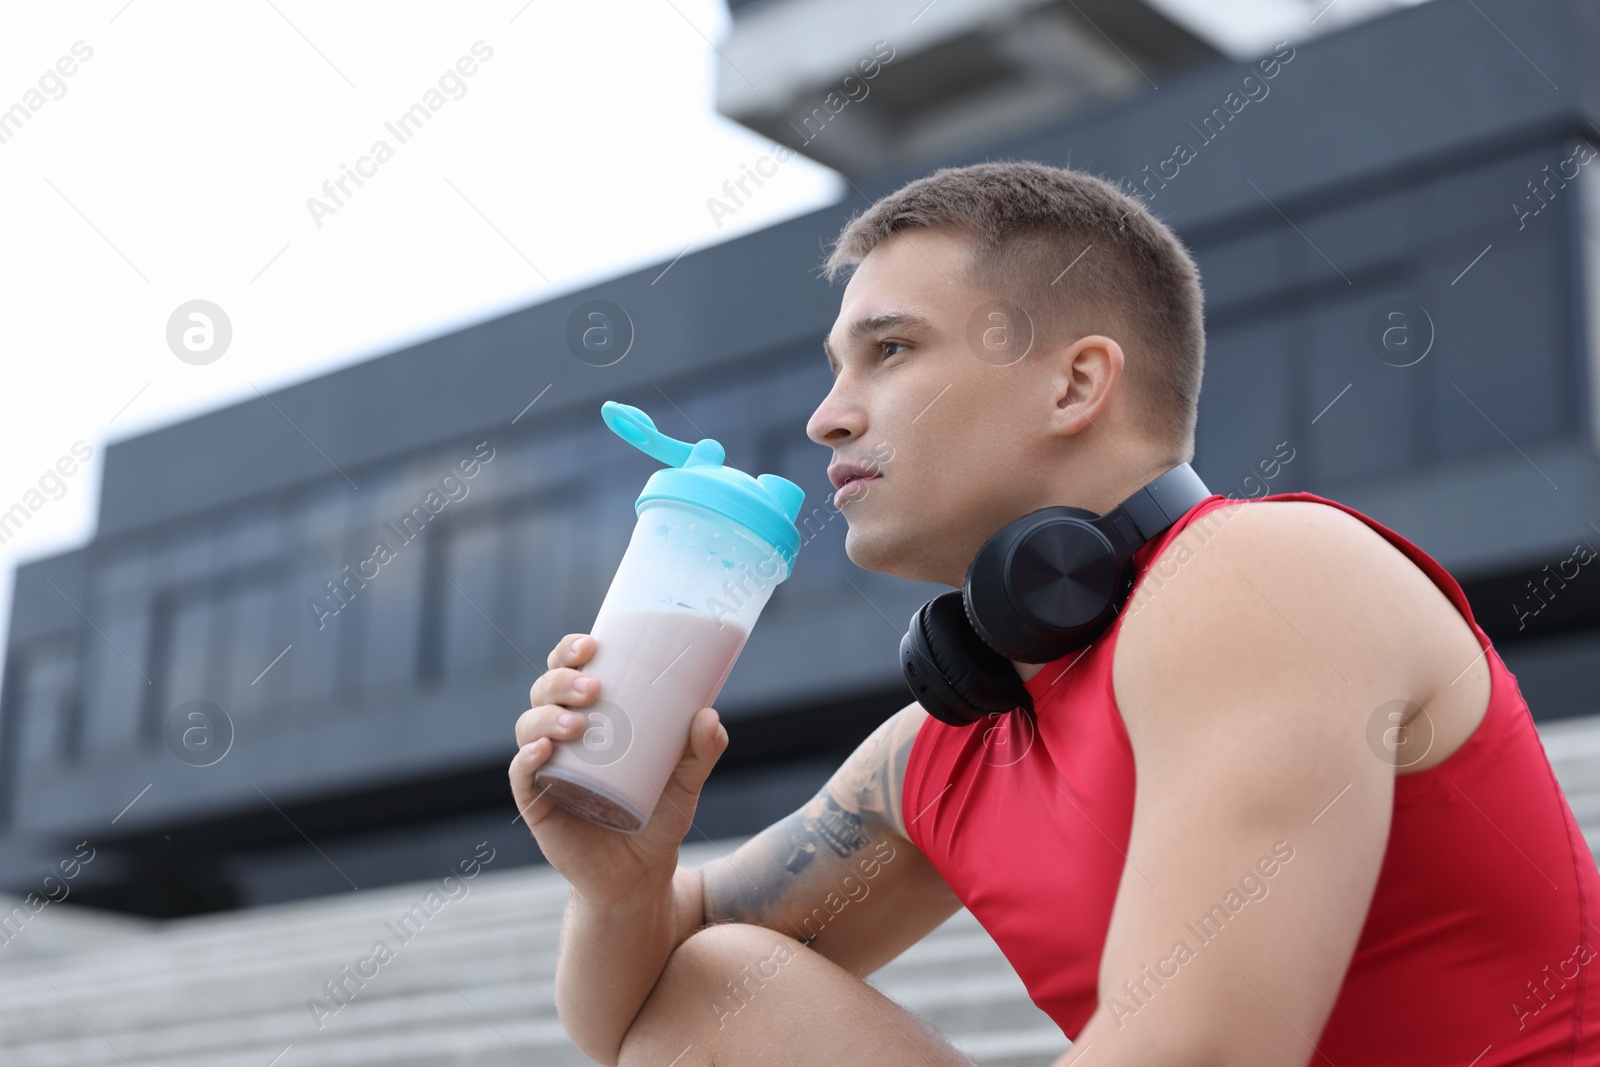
(900, 463, 1212, 727)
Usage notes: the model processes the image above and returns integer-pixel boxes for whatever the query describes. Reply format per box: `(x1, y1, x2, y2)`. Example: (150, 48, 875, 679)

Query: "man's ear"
(1046, 333, 1124, 437)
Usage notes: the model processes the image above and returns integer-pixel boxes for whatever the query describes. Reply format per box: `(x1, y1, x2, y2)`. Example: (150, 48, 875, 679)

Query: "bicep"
(1095, 712, 1393, 1058)
(698, 702, 961, 977)
(1090, 504, 1407, 1058)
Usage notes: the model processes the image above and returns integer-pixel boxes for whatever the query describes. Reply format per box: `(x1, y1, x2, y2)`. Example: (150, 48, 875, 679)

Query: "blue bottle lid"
(601, 401, 805, 571)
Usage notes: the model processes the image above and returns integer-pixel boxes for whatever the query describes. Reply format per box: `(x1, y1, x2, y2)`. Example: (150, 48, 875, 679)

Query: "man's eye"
(879, 340, 909, 359)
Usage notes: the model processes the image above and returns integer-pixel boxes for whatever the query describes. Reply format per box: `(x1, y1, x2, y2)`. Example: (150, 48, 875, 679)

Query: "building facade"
(3, 0, 1598, 916)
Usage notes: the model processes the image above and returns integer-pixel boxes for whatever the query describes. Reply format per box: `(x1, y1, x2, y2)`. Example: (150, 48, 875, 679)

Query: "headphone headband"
(1118, 462, 1215, 542)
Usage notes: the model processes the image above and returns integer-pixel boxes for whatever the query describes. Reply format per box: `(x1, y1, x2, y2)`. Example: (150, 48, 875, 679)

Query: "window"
(212, 579, 289, 720)
(1192, 138, 1585, 492)
(1301, 284, 1422, 484)
(1196, 316, 1297, 493)
(502, 502, 575, 665)
(79, 607, 154, 756)
(441, 513, 506, 676)
(13, 640, 76, 769)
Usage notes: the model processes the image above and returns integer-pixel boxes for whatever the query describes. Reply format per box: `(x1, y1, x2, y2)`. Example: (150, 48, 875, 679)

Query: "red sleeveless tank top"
(902, 491, 1600, 1061)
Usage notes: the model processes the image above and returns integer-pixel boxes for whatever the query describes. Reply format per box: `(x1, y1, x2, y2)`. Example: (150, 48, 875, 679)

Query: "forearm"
(553, 865, 704, 1065)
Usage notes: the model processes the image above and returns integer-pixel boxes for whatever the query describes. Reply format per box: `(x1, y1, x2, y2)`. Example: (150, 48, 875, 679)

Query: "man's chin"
(843, 527, 921, 583)
(844, 524, 967, 588)
(842, 526, 892, 574)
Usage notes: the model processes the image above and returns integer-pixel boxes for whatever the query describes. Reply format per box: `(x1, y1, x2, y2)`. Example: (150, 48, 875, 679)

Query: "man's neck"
(1011, 659, 1045, 684)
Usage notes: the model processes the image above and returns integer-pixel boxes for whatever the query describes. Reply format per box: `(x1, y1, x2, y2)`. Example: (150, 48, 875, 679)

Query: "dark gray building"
(4, 0, 1597, 917)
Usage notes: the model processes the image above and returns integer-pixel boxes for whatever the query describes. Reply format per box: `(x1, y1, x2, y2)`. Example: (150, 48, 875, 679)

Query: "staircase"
(5, 712, 1600, 1067)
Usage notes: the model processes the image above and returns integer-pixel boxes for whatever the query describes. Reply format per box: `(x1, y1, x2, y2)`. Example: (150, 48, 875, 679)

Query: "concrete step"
(0, 910, 1031, 1049)
(0, 837, 1068, 1066)
(7, 710, 1600, 1067)
(0, 864, 1022, 1005)
(1, 960, 1062, 1067)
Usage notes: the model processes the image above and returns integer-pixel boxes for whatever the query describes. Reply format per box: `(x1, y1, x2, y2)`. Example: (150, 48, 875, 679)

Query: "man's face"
(807, 228, 1071, 587)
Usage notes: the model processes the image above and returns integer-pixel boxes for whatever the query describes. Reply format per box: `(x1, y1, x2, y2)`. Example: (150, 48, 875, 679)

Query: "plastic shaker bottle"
(533, 401, 806, 833)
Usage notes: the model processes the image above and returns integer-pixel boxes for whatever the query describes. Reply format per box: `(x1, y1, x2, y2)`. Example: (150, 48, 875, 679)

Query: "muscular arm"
(1052, 502, 1434, 1065)
(697, 701, 961, 976)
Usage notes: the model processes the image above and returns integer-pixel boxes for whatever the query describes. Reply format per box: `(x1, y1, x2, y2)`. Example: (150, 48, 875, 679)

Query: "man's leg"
(616, 921, 978, 1067)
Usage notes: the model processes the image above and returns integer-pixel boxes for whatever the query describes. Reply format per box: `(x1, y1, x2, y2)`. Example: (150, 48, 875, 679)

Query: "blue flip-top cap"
(601, 401, 806, 570)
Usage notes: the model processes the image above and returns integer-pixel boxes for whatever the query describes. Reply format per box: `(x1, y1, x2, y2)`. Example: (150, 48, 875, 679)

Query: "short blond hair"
(822, 160, 1206, 460)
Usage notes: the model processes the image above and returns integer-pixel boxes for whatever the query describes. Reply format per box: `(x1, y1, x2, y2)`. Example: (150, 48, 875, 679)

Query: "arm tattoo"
(702, 706, 924, 928)
(785, 792, 867, 871)
(886, 708, 922, 838)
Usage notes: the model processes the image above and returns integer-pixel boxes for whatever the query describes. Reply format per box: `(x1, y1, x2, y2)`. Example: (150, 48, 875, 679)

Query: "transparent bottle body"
(533, 501, 791, 832)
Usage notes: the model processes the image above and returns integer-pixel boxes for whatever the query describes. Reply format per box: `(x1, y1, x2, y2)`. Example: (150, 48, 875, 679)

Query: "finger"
(546, 633, 594, 672)
(659, 707, 728, 809)
(515, 704, 594, 748)
(527, 666, 599, 711)
(509, 738, 559, 830)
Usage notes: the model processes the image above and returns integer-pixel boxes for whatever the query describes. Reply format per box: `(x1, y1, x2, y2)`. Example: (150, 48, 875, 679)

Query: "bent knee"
(659, 921, 809, 997)
(618, 923, 810, 1064)
(683, 920, 807, 961)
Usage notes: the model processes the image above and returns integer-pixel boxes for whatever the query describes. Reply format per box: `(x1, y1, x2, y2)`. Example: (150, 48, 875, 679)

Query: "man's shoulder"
(1118, 495, 1447, 712)
(1130, 496, 1397, 615)
(816, 701, 932, 850)
(1186, 493, 1372, 535)
(1156, 495, 1401, 583)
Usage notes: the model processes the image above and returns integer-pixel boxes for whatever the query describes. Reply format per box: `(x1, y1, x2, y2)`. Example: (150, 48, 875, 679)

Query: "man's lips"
(827, 461, 882, 490)
(832, 471, 881, 506)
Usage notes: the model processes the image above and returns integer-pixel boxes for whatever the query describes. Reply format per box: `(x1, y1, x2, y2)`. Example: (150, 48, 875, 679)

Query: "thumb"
(663, 706, 727, 803)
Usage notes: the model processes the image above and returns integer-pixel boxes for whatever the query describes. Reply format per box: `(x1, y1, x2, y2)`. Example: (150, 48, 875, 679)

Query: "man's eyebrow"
(822, 311, 937, 373)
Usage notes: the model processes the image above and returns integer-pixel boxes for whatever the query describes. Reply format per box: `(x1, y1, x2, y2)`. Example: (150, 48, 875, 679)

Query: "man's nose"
(806, 380, 865, 446)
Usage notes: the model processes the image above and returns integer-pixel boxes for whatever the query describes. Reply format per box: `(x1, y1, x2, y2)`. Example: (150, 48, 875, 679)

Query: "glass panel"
(668, 377, 746, 447)
(215, 581, 282, 720)
(343, 466, 413, 554)
(443, 517, 506, 676)
(164, 595, 214, 709)
(151, 521, 216, 586)
(212, 508, 283, 571)
(1302, 285, 1421, 485)
(505, 503, 571, 662)
(293, 482, 357, 554)
(1194, 317, 1295, 496)
(17, 642, 74, 768)
(284, 554, 345, 710)
(250, 574, 298, 714)
(497, 427, 579, 499)
(357, 536, 426, 691)
(1423, 146, 1549, 244)
(1425, 218, 1571, 461)
(443, 437, 513, 507)
(97, 540, 150, 601)
(1298, 184, 1417, 279)
(1193, 227, 1293, 313)
(81, 610, 152, 754)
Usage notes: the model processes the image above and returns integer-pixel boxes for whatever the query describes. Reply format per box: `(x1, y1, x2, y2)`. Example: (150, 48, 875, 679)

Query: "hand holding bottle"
(510, 632, 730, 903)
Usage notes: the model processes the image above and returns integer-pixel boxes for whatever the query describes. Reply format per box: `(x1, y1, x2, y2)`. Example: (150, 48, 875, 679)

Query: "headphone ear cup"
(902, 592, 1033, 727)
(965, 511, 1124, 663)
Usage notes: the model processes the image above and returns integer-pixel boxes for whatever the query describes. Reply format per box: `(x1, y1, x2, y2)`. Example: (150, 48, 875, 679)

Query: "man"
(510, 160, 1600, 1065)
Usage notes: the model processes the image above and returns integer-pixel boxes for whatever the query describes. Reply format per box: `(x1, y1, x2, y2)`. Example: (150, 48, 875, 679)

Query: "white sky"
(0, 0, 844, 694)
